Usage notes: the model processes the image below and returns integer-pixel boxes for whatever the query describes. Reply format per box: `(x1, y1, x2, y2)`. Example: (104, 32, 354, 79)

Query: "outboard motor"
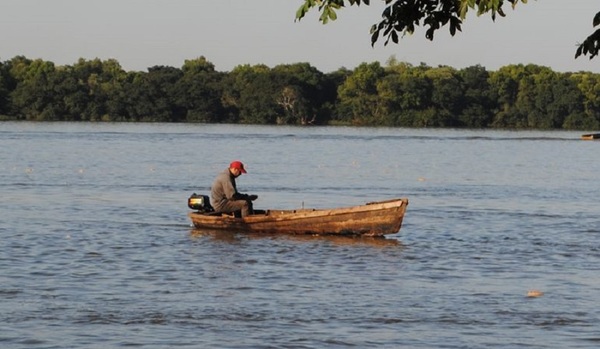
(188, 193, 214, 213)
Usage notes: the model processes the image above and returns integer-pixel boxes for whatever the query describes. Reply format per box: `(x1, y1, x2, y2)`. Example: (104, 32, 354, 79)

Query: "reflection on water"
(189, 229, 403, 247)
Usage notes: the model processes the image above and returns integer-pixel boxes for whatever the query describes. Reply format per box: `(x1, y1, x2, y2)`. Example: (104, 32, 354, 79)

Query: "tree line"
(1, 55, 599, 129)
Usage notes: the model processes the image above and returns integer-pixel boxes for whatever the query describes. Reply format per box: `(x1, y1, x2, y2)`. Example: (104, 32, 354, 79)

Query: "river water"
(1, 122, 599, 348)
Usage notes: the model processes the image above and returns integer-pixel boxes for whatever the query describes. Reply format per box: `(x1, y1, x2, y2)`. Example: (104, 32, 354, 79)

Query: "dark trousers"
(217, 199, 253, 217)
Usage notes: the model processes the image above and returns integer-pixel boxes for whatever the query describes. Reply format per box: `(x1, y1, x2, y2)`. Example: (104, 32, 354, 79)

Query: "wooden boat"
(581, 133, 600, 140)
(188, 198, 408, 237)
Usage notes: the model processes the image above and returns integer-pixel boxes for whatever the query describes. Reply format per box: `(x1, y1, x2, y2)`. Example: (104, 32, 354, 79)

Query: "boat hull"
(581, 133, 600, 140)
(188, 198, 408, 237)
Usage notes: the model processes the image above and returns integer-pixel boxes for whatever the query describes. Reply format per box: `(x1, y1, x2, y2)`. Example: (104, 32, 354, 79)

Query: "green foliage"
(221, 64, 280, 124)
(9, 59, 57, 120)
(457, 65, 496, 127)
(1, 55, 600, 130)
(116, 66, 183, 122)
(296, 0, 598, 61)
(562, 111, 600, 130)
(178, 57, 224, 123)
(0, 61, 11, 115)
(337, 62, 386, 125)
(576, 12, 600, 59)
(271, 63, 331, 124)
(296, 0, 368, 25)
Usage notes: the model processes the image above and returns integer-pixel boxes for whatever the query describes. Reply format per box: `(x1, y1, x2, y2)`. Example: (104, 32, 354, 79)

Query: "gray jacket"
(210, 169, 239, 211)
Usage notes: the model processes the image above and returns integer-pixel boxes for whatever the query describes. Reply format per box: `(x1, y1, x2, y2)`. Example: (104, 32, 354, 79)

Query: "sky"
(1, 0, 599, 74)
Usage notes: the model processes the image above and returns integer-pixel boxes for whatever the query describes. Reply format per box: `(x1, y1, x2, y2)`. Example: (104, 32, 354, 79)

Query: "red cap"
(230, 161, 247, 173)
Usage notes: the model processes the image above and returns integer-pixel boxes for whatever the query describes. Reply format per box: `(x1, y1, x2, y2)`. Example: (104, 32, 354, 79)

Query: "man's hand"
(233, 193, 258, 201)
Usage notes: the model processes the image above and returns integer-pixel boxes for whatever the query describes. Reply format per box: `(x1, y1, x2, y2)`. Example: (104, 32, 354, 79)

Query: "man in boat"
(210, 160, 258, 217)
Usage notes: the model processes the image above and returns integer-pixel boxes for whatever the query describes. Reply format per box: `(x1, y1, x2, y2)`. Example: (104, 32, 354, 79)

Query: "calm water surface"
(1, 122, 599, 348)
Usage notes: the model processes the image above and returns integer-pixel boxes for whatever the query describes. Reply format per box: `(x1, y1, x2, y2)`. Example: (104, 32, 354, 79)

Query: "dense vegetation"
(1, 55, 599, 129)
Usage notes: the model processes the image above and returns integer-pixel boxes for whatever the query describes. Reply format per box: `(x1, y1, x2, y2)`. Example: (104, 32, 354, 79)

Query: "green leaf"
(594, 11, 600, 27)
(391, 30, 398, 44)
(295, 4, 308, 20)
(319, 8, 330, 23)
(575, 45, 583, 59)
(329, 8, 338, 21)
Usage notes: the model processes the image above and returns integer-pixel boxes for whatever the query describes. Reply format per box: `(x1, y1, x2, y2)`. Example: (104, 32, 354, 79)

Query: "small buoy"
(417, 177, 426, 182)
(527, 290, 544, 298)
